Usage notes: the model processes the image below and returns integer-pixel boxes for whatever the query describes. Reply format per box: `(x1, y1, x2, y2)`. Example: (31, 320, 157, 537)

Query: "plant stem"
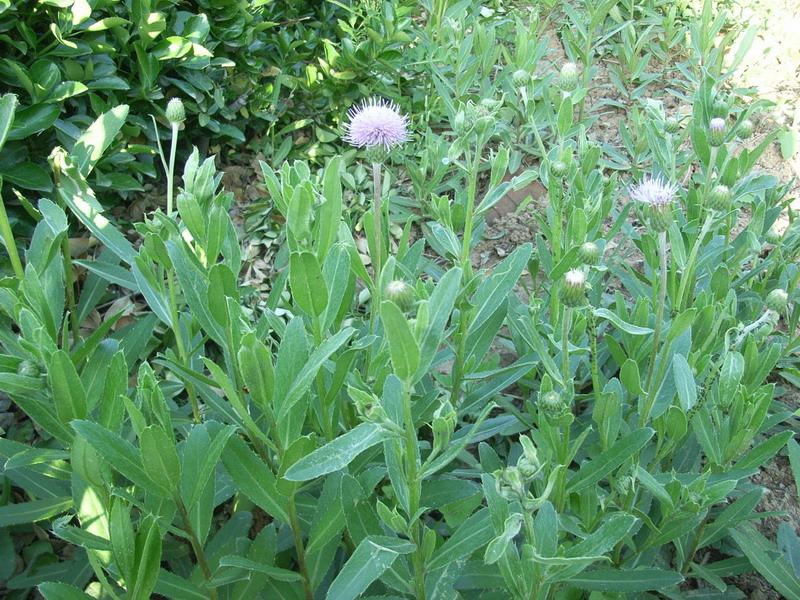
(167, 123, 179, 215)
(460, 147, 482, 276)
(287, 497, 315, 600)
(676, 212, 715, 312)
(641, 231, 668, 426)
(561, 306, 572, 388)
(175, 495, 218, 600)
(51, 165, 81, 347)
(0, 198, 24, 280)
(372, 161, 383, 282)
(402, 379, 426, 599)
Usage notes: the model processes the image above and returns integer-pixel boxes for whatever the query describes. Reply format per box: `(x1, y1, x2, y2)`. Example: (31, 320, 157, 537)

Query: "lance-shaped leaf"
(284, 422, 391, 481)
(290, 250, 329, 317)
(326, 536, 415, 600)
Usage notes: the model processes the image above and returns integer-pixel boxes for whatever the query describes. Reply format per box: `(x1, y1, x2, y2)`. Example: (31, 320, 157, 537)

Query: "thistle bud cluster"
(665, 116, 680, 134)
(350, 387, 402, 435)
(766, 288, 788, 312)
(494, 436, 543, 503)
(431, 400, 457, 456)
(512, 69, 530, 88)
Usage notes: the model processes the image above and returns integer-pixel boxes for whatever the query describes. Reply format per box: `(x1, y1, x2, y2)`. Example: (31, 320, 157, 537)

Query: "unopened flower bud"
(560, 270, 586, 307)
(496, 466, 527, 502)
(578, 241, 601, 265)
(708, 118, 726, 147)
(765, 227, 781, 245)
(16, 359, 42, 378)
(453, 110, 468, 135)
(711, 96, 729, 119)
(649, 203, 674, 233)
(475, 115, 495, 135)
(550, 160, 568, 178)
(517, 436, 541, 480)
(512, 69, 530, 87)
(558, 62, 580, 91)
(707, 184, 732, 212)
(737, 118, 754, 139)
(540, 390, 567, 419)
(665, 116, 680, 134)
(385, 280, 415, 312)
(365, 144, 389, 164)
(166, 98, 185, 124)
(766, 289, 788, 312)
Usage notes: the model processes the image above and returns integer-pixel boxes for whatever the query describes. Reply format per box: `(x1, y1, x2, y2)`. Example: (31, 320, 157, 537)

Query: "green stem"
(372, 161, 383, 282)
(402, 379, 426, 599)
(167, 123, 179, 215)
(523, 513, 543, 600)
(0, 198, 24, 280)
(168, 273, 201, 423)
(460, 147, 482, 275)
(287, 497, 315, 600)
(641, 231, 668, 426)
(175, 495, 218, 600)
(676, 212, 715, 312)
(51, 165, 80, 346)
(561, 306, 572, 388)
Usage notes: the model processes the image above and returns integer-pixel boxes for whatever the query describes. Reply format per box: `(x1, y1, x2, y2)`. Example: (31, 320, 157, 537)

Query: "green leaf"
(672, 354, 696, 411)
(667, 308, 696, 342)
(381, 300, 419, 381)
(290, 251, 329, 317)
(218, 556, 302, 581)
(558, 96, 573, 137)
(0, 93, 17, 152)
(0, 496, 72, 526)
(731, 524, 800, 600)
(428, 507, 494, 571)
(594, 308, 653, 335)
(285, 422, 390, 481)
(326, 536, 414, 600)
(49, 349, 87, 426)
(70, 105, 129, 175)
(238, 334, 274, 410)
(566, 568, 683, 592)
(139, 425, 180, 493)
(221, 436, 289, 523)
(567, 428, 654, 493)
(72, 420, 162, 494)
(733, 430, 793, 472)
(131, 516, 162, 600)
(0, 161, 52, 191)
(38, 582, 95, 600)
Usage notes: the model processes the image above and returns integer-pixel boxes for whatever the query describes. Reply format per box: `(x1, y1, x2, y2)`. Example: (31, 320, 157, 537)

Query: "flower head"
(629, 175, 680, 208)
(343, 98, 410, 150)
(630, 175, 680, 232)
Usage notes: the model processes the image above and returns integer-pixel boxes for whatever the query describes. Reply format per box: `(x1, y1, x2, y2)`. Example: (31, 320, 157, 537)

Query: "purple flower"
(629, 175, 680, 207)
(709, 117, 726, 132)
(343, 98, 410, 149)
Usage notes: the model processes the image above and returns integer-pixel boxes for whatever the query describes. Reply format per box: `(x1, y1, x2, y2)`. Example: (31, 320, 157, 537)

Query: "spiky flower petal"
(630, 175, 680, 233)
(343, 98, 410, 150)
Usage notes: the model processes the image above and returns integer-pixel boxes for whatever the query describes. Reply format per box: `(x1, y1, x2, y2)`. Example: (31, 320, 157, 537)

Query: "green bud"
(453, 110, 468, 135)
(365, 145, 389, 163)
(737, 118, 754, 139)
(765, 289, 788, 312)
(707, 184, 732, 212)
(16, 359, 42, 378)
(550, 160, 568, 178)
(540, 390, 568, 419)
(577, 241, 601, 265)
(385, 280, 415, 312)
(475, 115, 494, 135)
(512, 69, 530, 87)
(711, 96, 729, 119)
(708, 118, 726, 147)
(559, 269, 586, 307)
(517, 435, 541, 480)
(558, 62, 580, 91)
(648, 203, 673, 233)
(765, 227, 782, 245)
(665, 116, 680, 134)
(166, 98, 185, 124)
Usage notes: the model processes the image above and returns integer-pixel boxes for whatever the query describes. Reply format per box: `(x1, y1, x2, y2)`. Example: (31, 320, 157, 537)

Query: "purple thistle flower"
(709, 117, 726, 132)
(343, 98, 410, 149)
(629, 175, 680, 207)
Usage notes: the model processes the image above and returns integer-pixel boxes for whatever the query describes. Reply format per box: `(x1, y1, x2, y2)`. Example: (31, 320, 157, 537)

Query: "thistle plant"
(630, 174, 680, 423)
(343, 97, 410, 284)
